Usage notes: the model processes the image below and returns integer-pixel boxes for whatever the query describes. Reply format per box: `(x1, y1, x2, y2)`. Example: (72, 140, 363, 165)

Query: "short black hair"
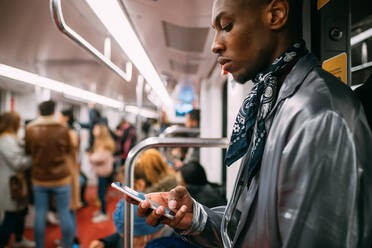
(61, 108, 74, 128)
(39, 100, 55, 116)
(187, 109, 200, 123)
(180, 161, 208, 185)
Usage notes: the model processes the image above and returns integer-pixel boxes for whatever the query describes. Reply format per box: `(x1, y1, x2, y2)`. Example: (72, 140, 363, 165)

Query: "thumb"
(168, 186, 187, 211)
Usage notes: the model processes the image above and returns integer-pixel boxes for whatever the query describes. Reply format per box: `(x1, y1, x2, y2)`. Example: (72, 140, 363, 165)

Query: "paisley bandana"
(225, 40, 308, 180)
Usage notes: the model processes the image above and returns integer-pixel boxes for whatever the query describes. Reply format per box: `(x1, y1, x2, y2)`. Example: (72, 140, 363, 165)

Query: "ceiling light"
(0, 64, 124, 109)
(85, 0, 173, 108)
(125, 105, 159, 119)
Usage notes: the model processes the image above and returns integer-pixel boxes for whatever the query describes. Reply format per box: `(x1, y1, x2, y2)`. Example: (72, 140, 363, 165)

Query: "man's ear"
(266, 0, 289, 30)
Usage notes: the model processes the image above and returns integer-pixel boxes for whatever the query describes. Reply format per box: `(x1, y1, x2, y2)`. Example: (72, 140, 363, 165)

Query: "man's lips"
(217, 57, 232, 71)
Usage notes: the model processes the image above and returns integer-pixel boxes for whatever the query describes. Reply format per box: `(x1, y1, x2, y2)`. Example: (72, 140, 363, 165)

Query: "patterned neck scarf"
(225, 40, 308, 180)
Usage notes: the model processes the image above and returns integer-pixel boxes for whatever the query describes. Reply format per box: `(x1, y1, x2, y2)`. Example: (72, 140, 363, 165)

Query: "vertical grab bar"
(124, 137, 229, 248)
(49, 0, 132, 82)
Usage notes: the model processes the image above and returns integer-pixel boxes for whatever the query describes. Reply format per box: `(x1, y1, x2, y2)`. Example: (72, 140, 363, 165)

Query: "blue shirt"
(113, 199, 163, 236)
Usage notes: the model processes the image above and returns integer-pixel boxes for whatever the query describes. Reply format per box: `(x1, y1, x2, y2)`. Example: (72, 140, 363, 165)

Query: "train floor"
(19, 186, 122, 248)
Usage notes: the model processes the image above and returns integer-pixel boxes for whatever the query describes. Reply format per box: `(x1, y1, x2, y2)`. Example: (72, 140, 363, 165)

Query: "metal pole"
(124, 137, 229, 248)
(158, 125, 200, 158)
(160, 125, 200, 137)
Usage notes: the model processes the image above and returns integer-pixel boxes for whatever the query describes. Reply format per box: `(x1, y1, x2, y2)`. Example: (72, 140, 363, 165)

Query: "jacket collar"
(27, 115, 60, 128)
(277, 53, 320, 103)
(265, 53, 320, 122)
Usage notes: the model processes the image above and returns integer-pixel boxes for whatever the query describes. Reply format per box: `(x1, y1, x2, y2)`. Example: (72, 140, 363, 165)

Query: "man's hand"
(89, 240, 104, 248)
(124, 186, 193, 230)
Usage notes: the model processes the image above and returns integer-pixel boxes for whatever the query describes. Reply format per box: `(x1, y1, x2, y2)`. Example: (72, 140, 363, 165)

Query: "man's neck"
(270, 34, 299, 65)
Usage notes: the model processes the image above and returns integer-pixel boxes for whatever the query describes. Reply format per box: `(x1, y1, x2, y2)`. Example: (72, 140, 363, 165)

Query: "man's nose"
(211, 34, 225, 54)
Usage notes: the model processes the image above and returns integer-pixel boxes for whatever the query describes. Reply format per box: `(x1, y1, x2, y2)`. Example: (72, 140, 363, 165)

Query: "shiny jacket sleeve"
(184, 204, 225, 248)
(277, 110, 372, 247)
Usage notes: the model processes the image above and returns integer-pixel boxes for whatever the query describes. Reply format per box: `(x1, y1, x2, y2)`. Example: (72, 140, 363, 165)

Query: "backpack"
(9, 171, 29, 206)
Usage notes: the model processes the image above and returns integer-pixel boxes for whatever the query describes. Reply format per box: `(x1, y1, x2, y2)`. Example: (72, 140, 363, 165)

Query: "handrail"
(160, 125, 200, 137)
(351, 61, 372, 73)
(124, 137, 229, 248)
(49, 0, 132, 82)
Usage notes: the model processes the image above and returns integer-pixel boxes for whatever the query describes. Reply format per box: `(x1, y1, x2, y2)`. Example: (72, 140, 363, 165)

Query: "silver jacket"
(186, 53, 372, 248)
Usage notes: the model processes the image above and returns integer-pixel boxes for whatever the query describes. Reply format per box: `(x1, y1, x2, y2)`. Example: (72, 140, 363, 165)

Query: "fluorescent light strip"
(125, 105, 159, 119)
(0, 64, 124, 109)
(351, 27, 372, 47)
(86, 0, 173, 108)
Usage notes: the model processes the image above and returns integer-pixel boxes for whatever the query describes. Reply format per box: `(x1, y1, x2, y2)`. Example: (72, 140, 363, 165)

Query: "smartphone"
(111, 182, 175, 220)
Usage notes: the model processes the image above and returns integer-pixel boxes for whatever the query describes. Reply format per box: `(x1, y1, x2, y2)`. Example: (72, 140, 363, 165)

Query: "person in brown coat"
(25, 100, 74, 248)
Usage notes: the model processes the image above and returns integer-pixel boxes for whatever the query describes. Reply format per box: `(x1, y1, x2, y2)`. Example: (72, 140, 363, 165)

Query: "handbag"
(9, 171, 29, 206)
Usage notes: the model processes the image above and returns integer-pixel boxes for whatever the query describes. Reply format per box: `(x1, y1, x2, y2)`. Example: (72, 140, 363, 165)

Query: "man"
(185, 109, 200, 130)
(128, 0, 372, 247)
(25, 100, 74, 248)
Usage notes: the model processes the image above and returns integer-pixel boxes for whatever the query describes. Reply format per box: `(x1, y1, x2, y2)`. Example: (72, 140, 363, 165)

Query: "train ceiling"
(0, 0, 218, 110)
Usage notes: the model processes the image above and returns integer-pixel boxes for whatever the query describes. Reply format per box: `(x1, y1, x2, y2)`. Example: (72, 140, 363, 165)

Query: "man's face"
(211, 0, 275, 83)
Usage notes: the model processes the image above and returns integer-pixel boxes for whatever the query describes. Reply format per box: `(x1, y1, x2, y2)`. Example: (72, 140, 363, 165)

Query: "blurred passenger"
(354, 74, 372, 131)
(89, 149, 177, 248)
(59, 108, 82, 245)
(183, 109, 200, 164)
(79, 103, 102, 151)
(179, 161, 226, 208)
(25, 100, 74, 248)
(185, 109, 200, 129)
(0, 112, 34, 248)
(169, 145, 187, 169)
(114, 118, 136, 165)
(159, 111, 170, 134)
(142, 118, 156, 138)
(171, 109, 201, 168)
(89, 124, 115, 223)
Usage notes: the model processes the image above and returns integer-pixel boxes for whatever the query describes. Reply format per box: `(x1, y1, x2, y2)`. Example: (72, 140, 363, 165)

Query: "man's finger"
(145, 206, 165, 226)
(168, 186, 187, 210)
(169, 205, 188, 227)
(137, 200, 151, 217)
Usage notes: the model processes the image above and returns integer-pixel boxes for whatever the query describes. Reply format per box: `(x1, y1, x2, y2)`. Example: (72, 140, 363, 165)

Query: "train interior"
(0, 0, 371, 247)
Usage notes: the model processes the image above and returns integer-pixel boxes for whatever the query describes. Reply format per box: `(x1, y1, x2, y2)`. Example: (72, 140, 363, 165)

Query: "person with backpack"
(0, 112, 34, 248)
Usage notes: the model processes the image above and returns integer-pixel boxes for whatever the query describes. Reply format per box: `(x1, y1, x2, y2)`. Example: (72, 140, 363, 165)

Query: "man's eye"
(222, 23, 233, 32)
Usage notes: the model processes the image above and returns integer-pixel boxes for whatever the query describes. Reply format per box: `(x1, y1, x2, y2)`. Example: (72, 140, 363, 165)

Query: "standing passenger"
(115, 118, 136, 165)
(131, 0, 372, 247)
(79, 103, 102, 151)
(25, 100, 74, 248)
(89, 124, 115, 223)
(59, 108, 82, 245)
(0, 112, 35, 248)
